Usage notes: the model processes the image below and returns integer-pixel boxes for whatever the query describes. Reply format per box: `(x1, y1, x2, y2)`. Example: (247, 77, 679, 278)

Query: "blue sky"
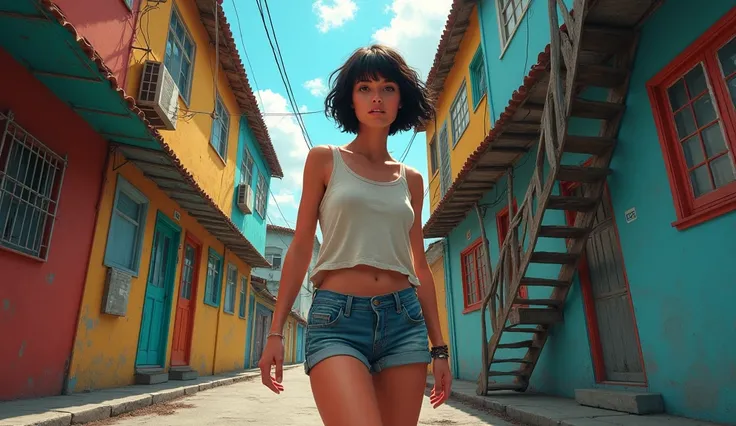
(221, 0, 452, 239)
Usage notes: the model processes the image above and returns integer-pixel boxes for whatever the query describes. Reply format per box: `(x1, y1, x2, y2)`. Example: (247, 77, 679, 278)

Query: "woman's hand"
(258, 335, 285, 394)
(430, 358, 452, 408)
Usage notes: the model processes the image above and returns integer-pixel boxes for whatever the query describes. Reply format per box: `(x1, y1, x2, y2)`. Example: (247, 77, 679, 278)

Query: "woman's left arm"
(405, 168, 445, 347)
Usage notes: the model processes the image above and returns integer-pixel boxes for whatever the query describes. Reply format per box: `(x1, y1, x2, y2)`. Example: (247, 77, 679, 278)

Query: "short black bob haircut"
(324, 44, 434, 136)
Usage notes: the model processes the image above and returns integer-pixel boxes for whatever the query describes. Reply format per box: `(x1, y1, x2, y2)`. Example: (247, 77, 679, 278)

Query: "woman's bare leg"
(310, 356, 383, 426)
(372, 363, 427, 426)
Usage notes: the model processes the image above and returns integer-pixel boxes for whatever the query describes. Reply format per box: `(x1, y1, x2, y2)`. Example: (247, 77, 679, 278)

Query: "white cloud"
(269, 188, 298, 208)
(372, 0, 453, 80)
(303, 78, 328, 98)
(313, 0, 358, 33)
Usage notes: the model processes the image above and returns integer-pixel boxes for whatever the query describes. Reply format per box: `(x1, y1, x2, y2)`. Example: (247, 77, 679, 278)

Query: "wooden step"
(539, 225, 590, 239)
(492, 358, 533, 364)
(582, 25, 636, 55)
(489, 370, 526, 377)
(576, 64, 627, 88)
(509, 308, 563, 325)
(557, 165, 611, 183)
(530, 251, 578, 264)
(514, 298, 563, 307)
(563, 135, 616, 155)
(504, 326, 545, 333)
(571, 99, 624, 120)
(486, 382, 527, 391)
(520, 277, 570, 287)
(498, 340, 536, 349)
(547, 195, 598, 212)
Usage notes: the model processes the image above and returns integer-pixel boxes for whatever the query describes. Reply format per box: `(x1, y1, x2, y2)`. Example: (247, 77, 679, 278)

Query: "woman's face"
(352, 75, 401, 131)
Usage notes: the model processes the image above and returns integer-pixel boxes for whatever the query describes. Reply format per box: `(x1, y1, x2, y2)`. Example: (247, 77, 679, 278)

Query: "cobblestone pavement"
(88, 367, 517, 425)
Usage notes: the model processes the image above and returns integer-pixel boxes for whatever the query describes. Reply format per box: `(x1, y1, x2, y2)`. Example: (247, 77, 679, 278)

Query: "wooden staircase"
(477, 0, 649, 395)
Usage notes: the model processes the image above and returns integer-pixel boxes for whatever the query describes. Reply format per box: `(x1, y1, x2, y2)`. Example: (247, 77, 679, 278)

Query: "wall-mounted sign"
(174, 210, 181, 221)
(624, 207, 637, 224)
(466, 229, 471, 240)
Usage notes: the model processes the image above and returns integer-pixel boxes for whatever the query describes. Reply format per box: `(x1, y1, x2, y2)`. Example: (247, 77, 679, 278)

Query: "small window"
(648, 15, 736, 230)
(460, 238, 489, 312)
(238, 275, 248, 318)
(255, 173, 268, 218)
(0, 113, 67, 261)
(224, 264, 237, 314)
(211, 95, 230, 160)
(469, 47, 487, 109)
(204, 248, 223, 307)
(103, 175, 149, 274)
(164, 6, 195, 103)
(266, 246, 283, 270)
(429, 136, 438, 175)
(450, 81, 470, 146)
(497, 0, 531, 48)
(241, 148, 254, 186)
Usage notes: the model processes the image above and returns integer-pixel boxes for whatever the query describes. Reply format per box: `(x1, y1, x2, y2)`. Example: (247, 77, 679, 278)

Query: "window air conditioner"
(237, 183, 254, 214)
(137, 60, 179, 130)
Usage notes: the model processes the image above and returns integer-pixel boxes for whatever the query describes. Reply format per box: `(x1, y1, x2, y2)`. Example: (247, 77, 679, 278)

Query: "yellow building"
(422, 4, 490, 213)
(426, 240, 450, 374)
(246, 277, 302, 368)
(66, 0, 282, 392)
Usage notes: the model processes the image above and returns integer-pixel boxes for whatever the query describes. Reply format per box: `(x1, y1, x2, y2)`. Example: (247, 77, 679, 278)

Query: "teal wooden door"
(137, 212, 180, 367)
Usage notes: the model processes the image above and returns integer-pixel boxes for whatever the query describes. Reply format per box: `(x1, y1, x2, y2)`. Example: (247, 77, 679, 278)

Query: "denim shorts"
(304, 287, 431, 375)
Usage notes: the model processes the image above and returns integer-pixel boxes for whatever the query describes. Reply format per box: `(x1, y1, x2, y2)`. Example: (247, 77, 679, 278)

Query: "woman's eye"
(358, 86, 369, 92)
(384, 86, 396, 92)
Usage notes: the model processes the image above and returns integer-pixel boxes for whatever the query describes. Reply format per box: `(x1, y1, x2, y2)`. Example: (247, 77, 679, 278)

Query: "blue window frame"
(210, 94, 230, 160)
(164, 6, 195, 103)
(103, 175, 149, 275)
(469, 47, 487, 109)
(238, 276, 248, 318)
(224, 263, 237, 314)
(204, 248, 224, 307)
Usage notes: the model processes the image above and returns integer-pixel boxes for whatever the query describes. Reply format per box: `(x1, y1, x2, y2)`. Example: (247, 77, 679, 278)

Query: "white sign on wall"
(625, 207, 637, 224)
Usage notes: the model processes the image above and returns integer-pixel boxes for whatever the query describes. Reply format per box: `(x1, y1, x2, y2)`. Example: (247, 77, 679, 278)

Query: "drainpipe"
(62, 146, 113, 395)
(212, 246, 226, 375)
(442, 237, 460, 378)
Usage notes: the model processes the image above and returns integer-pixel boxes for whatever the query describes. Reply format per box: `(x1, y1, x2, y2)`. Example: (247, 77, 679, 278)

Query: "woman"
(258, 44, 452, 426)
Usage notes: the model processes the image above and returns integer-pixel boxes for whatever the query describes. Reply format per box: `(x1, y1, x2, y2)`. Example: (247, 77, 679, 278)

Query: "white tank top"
(309, 145, 419, 287)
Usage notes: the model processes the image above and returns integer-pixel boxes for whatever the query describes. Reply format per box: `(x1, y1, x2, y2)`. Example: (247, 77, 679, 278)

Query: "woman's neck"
(349, 125, 392, 162)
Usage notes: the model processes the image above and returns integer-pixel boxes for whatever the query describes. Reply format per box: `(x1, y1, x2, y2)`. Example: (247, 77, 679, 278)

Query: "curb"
(3, 365, 302, 426)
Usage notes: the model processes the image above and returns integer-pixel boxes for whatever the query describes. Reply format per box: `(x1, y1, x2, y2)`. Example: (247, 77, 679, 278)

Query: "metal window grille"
(0, 111, 67, 260)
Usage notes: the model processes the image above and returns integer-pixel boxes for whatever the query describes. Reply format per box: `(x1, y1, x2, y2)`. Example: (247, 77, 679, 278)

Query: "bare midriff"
(318, 264, 413, 297)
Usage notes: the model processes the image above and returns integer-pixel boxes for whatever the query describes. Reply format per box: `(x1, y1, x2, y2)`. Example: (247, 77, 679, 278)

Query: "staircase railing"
(478, 0, 589, 394)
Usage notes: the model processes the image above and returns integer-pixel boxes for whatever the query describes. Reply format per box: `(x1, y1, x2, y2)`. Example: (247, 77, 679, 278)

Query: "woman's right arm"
(258, 145, 331, 393)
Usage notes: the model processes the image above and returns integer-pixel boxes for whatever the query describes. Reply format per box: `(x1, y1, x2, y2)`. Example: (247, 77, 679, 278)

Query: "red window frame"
(647, 8, 736, 231)
(460, 237, 488, 313)
(495, 200, 528, 305)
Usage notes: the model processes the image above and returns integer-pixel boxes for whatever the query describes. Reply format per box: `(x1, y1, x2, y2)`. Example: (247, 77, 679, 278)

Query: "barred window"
(0, 112, 66, 260)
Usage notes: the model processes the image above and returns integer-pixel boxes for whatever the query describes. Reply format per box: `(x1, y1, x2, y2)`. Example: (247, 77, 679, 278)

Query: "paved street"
(89, 367, 516, 426)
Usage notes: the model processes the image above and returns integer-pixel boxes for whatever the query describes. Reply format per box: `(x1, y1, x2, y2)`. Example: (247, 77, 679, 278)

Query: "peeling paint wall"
(66, 160, 252, 392)
(54, 0, 139, 87)
(0, 50, 107, 400)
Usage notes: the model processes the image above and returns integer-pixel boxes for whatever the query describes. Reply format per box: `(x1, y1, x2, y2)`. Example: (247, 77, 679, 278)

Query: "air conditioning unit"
(236, 183, 254, 214)
(137, 60, 179, 130)
(101, 267, 133, 317)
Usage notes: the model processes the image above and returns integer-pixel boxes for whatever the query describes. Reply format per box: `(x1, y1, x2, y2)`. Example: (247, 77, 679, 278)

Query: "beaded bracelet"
(267, 332, 284, 340)
(430, 345, 449, 359)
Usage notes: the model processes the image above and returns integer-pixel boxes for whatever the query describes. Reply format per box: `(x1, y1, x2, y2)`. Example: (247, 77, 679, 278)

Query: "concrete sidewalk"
(427, 377, 723, 426)
(0, 365, 301, 426)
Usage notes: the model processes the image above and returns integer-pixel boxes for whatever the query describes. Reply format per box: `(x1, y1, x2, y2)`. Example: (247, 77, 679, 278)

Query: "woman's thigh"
(372, 363, 428, 426)
(310, 355, 383, 426)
